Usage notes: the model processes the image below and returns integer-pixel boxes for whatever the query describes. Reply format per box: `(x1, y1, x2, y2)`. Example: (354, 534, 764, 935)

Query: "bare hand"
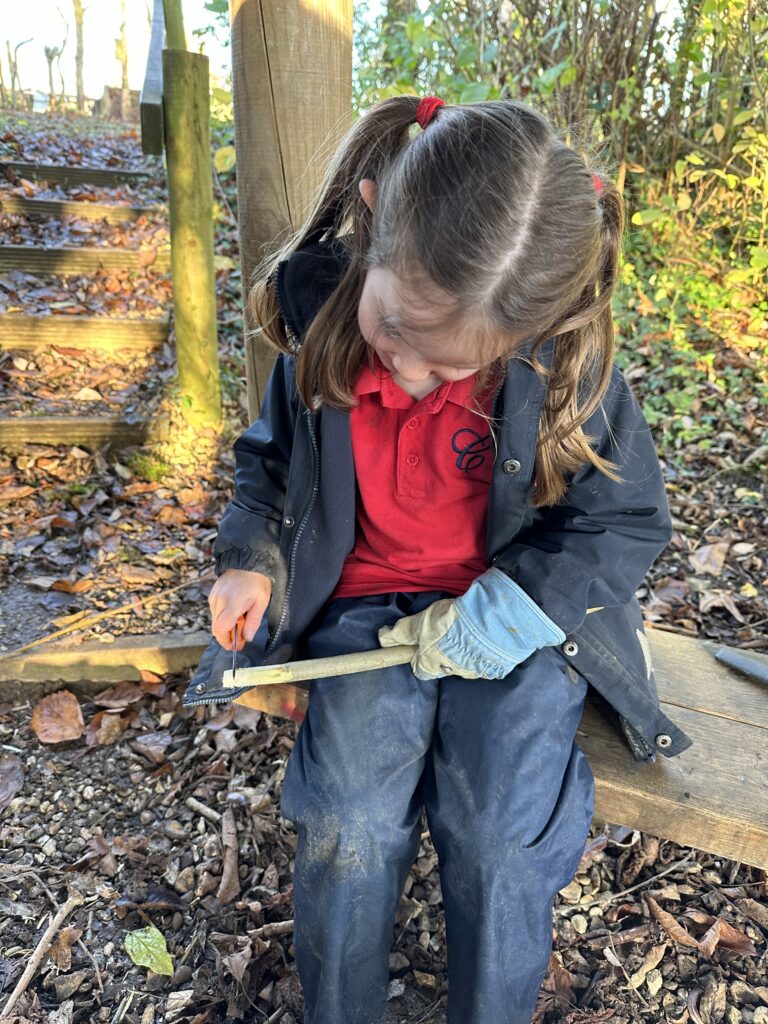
(209, 568, 273, 650)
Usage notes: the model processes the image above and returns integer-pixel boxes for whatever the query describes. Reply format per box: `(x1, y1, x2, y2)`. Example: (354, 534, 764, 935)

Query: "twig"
(185, 796, 222, 823)
(0, 571, 215, 661)
(252, 919, 294, 939)
(0, 890, 84, 1019)
(577, 851, 698, 910)
(76, 936, 104, 993)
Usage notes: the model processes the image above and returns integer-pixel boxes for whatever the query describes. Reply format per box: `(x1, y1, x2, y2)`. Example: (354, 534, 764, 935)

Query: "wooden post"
(162, 0, 187, 49)
(230, 0, 353, 421)
(160, 47, 222, 441)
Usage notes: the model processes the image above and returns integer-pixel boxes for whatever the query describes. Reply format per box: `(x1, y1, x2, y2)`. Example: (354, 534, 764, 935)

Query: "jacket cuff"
(214, 547, 276, 584)
(454, 567, 567, 668)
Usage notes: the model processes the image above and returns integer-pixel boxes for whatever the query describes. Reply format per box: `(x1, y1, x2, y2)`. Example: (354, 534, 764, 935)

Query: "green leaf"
(214, 254, 237, 271)
(214, 145, 236, 173)
(733, 109, 755, 126)
(458, 82, 491, 104)
(125, 926, 174, 976)
(456, 44, 477, 68)
(631, 208, 667, 225)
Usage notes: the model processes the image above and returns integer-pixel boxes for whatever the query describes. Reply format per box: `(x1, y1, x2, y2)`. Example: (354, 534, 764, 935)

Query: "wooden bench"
(229, 627, 768, 871)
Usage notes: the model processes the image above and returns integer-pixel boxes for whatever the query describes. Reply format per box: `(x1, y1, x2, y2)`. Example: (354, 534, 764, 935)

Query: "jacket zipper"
(264, 407, 319, 657)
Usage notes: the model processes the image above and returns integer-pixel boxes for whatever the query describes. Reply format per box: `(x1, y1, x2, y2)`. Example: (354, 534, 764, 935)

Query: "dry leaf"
(645, 895, 700, 948)
(0, 753, 25, 812)
(689, 541, 730, 575)
(31, 691, 85, 743)
(628, 942, 666, 989)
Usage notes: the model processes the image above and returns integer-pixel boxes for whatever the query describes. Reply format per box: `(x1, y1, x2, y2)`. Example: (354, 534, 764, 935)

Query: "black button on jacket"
(183, 236, 693, 763)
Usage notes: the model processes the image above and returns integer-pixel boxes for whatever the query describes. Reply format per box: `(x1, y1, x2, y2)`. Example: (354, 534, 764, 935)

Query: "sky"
(4, 0, 233, 101)
(4, 0, 681, 105)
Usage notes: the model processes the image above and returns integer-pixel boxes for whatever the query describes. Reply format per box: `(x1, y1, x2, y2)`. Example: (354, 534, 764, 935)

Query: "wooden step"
(1, 160, 157, 187)
(0, 629, 210, 695)
(0, 415, 169, 447)
(0, 195, 166, 224)
(0, 244, 171, 274)
(0, 314, 169, 351)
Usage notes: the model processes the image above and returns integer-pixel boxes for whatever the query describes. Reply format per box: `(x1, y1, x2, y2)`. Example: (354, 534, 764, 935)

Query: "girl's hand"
(209, 568, 273, 651)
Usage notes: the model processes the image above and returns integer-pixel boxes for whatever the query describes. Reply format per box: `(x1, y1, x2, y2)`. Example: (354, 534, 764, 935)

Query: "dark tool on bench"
(701, 640, 768, 687)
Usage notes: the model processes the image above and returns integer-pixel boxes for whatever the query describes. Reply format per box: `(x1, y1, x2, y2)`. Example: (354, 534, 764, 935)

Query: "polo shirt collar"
(353, 354, 480, 413)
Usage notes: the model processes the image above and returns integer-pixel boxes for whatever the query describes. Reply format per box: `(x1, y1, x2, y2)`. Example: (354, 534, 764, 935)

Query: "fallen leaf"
(124, 924, 174, 975)
(31, 690, 85, 743)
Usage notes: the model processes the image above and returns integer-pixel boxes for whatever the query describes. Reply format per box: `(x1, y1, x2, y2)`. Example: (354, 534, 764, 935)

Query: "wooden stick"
(0, 572, 215, 662)
(0, 891, 85, 1019)
(222, 644, 417, 689)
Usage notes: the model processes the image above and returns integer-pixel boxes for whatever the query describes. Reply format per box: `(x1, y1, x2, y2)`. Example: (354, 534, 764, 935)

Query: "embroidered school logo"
(452, 428, 491, 472)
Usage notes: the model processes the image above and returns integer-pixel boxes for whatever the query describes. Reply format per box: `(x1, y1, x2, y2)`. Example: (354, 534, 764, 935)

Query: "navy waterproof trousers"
(279, 591, 595, 1024)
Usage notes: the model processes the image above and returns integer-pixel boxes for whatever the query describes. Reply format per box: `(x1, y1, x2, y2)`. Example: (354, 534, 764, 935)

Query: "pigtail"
(531, 172, 627, 506)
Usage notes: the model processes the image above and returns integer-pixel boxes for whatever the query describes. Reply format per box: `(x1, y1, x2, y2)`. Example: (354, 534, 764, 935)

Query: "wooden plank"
(140, 0, 166, 156)
(226, 626, 768, 869)
(0, 415, 169, 447)
(0, 244, 171, 274)
(0, 195, 165, 224)
(0, 630, 210, 686)
(1, 161, 155, 187)
(645, 627, 768, 729)
(581, 697, 768, 870)
(0, 314, 169, 351)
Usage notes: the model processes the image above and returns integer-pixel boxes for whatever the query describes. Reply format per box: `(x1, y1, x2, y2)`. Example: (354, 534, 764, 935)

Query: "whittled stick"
(222, 643, 417, 689)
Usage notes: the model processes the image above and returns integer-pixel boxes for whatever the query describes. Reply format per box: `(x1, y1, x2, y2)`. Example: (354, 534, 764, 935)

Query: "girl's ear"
(359, 178, 377, 212)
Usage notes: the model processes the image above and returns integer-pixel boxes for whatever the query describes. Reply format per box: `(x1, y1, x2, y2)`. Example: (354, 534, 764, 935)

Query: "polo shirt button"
(405, 453, 420, 467)
(502, 458, 521, 475)
(407, 417, 420, 430)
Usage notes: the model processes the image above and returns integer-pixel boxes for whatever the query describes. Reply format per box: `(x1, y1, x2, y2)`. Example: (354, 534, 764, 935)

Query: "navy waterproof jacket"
(182, 237, 693, 763)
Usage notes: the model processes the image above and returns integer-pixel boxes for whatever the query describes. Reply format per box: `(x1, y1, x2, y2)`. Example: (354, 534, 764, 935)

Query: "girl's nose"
(391, 353, 432, 380)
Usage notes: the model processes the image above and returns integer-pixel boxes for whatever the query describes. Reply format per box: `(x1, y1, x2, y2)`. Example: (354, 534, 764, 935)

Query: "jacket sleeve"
(491, 364, 673, 637)
(212, 353, 299, 580)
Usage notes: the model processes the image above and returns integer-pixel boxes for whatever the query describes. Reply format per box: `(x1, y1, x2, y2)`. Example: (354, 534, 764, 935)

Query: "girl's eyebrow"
(375, 296, 442, 333)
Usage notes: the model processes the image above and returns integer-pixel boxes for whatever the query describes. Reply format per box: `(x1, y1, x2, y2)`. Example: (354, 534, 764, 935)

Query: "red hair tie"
(416, 96, 445, 129)
(592, 172, 604, 194)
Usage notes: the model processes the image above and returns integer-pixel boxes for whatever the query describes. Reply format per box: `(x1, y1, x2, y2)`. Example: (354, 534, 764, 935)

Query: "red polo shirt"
(330, 355, 498, 599)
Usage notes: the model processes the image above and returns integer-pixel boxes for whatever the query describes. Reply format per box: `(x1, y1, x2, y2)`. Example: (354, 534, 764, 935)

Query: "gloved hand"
(377, 567, 567, 680)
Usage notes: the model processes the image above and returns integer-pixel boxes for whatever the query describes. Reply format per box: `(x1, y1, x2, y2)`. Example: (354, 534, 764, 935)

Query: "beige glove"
(377, 598, 483, 680)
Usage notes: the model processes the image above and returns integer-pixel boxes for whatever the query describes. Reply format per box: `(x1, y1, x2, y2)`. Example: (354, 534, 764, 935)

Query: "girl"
(184, 95, 692, 1024)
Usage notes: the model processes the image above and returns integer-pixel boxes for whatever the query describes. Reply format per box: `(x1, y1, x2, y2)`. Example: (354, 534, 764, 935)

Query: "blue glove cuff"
(443, 567, 567, 674)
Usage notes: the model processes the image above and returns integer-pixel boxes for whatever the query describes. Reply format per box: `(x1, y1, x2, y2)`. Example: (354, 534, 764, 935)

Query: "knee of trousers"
(281, 783, 421, 881)
(434, 744, 595, 884)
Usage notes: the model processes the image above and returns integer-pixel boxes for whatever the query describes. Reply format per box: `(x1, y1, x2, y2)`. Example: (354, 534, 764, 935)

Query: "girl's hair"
(249, 95, 626, 508)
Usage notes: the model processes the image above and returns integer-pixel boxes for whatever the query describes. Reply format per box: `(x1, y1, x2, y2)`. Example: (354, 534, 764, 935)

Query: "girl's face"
(358, 265, 485, 391)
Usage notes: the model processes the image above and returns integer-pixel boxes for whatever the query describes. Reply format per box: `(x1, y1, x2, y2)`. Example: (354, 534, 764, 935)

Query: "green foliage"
(350, 0, 767, 462)
(126, 452, 173, 483)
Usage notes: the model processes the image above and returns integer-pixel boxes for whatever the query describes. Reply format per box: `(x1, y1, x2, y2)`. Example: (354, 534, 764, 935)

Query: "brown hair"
(249, 95, 626, 507)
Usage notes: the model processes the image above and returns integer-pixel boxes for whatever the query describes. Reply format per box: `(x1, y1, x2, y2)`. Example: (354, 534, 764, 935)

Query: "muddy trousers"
(279, 591, 595, 1024)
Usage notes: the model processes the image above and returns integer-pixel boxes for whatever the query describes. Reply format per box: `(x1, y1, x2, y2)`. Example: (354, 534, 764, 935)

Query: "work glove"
(377, 567, 567, 680)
